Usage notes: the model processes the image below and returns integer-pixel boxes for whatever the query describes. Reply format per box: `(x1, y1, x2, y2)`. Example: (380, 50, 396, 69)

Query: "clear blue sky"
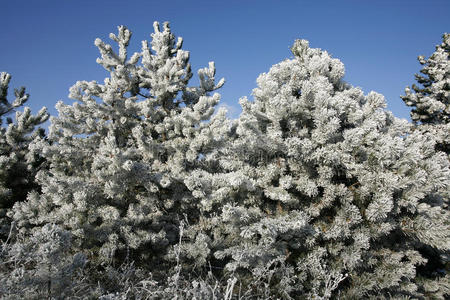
(1, 0, 449, 122)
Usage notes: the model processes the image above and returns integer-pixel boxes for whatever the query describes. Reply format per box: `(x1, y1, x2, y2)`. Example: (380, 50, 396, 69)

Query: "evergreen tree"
(0, 72, 48, 239)
(401, 33, 450, 154)
(10, 22, 229, 273)
(186, 40, 450, 298)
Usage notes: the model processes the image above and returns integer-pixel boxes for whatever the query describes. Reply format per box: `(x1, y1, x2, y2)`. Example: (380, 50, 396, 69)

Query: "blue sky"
(1, 0, 449, 122)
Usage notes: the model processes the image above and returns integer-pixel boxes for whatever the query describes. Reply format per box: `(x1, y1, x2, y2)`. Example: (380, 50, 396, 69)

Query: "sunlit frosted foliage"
(0, 73, 48, 239)
(186, 39, 450, 298)
(402, 33, 450, 154)
(0, 224, 87, 299)
(3, 23, 449, 299)
(10, 22, 229, 270)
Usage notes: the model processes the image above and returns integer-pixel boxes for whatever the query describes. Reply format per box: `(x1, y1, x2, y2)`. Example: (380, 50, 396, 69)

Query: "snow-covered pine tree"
(0, 72, 48, 239)
(186, 39, 450, 298)
(10, 22, 229, 273)
(401, 33, 450, 154)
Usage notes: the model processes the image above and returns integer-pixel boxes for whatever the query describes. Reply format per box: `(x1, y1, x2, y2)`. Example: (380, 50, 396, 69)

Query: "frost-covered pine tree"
(0, 72, 48, 239)
(401, 33, 450, 154)
(10, 22, 229, 272)
(186, 40, 450, 298)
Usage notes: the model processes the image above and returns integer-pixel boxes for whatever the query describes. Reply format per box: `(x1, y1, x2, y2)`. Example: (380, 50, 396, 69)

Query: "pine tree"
(0, 72, 48, 239)
(10, 22, 229, 273)
(401, 33, 450, 154)
(186, 40, 450, 298)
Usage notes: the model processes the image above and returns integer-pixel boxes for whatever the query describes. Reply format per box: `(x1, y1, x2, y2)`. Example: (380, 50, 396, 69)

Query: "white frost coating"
(186, 39, 450, 298)
(402, 33, 450, 156)
(10, 23, 230, 269)
(2, 26, 449, 299)
(0, 72, 48, 238)
(402, 33, 450, 125)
